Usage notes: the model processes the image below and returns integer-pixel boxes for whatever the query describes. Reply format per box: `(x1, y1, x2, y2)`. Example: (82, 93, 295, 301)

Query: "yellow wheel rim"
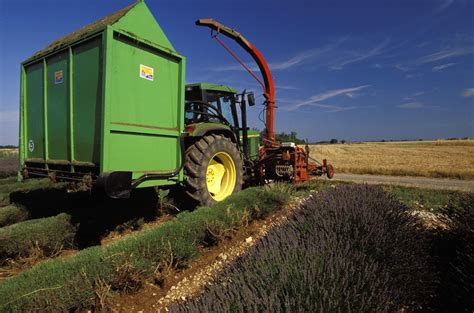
(206, 152, 236, 201)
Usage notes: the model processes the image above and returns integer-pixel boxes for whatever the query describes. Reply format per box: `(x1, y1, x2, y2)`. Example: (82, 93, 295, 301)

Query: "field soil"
(329, 173, 474, 192)
(310, 140, 474, 180)
(109, 194, 307, 311)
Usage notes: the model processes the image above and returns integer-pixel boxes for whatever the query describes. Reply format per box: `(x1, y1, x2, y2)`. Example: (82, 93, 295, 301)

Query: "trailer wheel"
(184, 134, 243, 207)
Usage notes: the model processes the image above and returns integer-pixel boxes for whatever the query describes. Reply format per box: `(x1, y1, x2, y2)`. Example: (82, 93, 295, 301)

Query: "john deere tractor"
(179, 83, 260, 206)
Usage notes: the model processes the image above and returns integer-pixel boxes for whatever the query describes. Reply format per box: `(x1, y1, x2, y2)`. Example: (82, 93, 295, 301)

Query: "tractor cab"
(185, 83, 243, 127)
(185, 83, 260, 159)
(184, 83, 259, 160)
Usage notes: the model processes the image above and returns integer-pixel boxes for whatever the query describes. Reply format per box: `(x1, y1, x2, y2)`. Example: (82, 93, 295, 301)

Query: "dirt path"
(328, 173, 474, 192)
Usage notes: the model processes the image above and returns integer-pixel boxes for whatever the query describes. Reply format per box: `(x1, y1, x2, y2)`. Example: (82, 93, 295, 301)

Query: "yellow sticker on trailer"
(54, 70, 63, 84)
(139, 64, 154, 81)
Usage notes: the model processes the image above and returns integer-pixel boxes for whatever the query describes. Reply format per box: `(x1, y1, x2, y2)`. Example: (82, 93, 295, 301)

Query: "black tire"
(184, 134, 243, 207)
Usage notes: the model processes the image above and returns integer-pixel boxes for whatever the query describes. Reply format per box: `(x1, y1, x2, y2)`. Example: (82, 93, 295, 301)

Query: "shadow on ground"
(9, 187, 162, 248)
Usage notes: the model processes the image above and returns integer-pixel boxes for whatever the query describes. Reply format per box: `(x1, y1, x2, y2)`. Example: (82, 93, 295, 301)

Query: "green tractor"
(179, 83, 260, 206)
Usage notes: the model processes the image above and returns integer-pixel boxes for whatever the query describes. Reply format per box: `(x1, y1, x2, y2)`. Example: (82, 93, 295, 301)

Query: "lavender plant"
(174, 185, 436, 312)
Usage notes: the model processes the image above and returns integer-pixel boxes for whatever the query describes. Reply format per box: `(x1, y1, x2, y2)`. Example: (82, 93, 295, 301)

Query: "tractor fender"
(186, 123, 238, 144)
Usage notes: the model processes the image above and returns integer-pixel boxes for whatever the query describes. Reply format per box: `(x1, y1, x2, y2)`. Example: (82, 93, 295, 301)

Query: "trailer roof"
(25, 2, 138, 62)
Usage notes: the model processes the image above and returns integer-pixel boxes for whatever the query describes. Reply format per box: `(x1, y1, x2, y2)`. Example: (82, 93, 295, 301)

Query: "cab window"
(220, 95, 235, 127)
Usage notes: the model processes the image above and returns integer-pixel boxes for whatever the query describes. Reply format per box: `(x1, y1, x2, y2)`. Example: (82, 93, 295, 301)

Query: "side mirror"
(247, 93, 255, 106)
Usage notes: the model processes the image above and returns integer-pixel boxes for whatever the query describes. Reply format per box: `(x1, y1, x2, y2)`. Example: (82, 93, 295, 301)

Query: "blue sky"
(0, 0, 473, 144)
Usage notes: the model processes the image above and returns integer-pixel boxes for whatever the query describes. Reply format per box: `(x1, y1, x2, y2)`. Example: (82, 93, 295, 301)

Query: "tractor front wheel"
(184, 134, 243, 207)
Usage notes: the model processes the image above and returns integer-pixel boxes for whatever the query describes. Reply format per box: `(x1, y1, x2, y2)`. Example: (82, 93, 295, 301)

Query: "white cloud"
(394, 64, 412, 72)
(212, 41, 341, 72)
(330, 38, 390, 70)
(305, 85, 369, 103)
(416, 47, 474, 64)
(327, 105, 377, 113)
(270, 46, 333, 70)
(406, 73, 423, 79)
(397, 102, 424, 109)
(412, 91, 427, 97)
(462, 88, 474, 97)
(0, 111, 19, 123)
(324, 105, 358, 113)
(416, 42, 429, 48)
(434, 0, 454, 14)
(211, 64, 247, 72)
(432, 63, 456, 72)
(280, 103, 358, 113)
(275, 85, 300, 90)
(403, 89, 437, 101)
(283, 85, 370, 111)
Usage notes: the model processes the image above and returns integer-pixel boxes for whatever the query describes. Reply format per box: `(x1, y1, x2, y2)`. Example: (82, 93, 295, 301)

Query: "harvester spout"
(196, 18, 334, 184)
(195, 18, 276, 144)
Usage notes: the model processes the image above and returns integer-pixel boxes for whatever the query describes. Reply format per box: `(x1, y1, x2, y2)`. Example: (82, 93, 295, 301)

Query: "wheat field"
(0, 149, 17, 159)
(309, 140, 474, 180)
(2, 142, 473, 180)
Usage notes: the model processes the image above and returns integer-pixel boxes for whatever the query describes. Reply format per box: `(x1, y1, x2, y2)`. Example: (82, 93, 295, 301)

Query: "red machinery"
(196, 19, 334, 183)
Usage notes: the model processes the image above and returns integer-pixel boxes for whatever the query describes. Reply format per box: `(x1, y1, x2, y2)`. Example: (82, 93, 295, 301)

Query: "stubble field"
(310, 139, 474, 180)
(0, 149, 18, 179)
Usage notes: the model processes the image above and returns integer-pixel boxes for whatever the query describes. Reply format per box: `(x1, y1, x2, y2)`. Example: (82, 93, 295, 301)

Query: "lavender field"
(175, 185, 473, 312)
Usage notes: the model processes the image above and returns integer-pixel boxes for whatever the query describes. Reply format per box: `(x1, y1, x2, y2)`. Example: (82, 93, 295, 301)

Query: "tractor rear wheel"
(184, 134, 243, 207)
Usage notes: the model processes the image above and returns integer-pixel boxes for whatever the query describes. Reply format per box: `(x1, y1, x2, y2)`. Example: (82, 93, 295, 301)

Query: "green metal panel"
(100, 27, 113, 173)
(24, 62, 45, 160)
(109, 36, 180, 130)
(246, 130, 260, 159)
(72, 37, 103, 164)
(108, 132, 178, 173)
(238, 130, 260, 159)
(103, 29, 184, 178)
(112, 1, 175, 52)
(46, 52, 69, 161)
(18, 66, 26, 179)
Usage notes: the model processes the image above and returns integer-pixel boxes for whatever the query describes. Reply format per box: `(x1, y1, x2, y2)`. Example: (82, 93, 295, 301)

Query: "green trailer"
(19, 0, 261, 205)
